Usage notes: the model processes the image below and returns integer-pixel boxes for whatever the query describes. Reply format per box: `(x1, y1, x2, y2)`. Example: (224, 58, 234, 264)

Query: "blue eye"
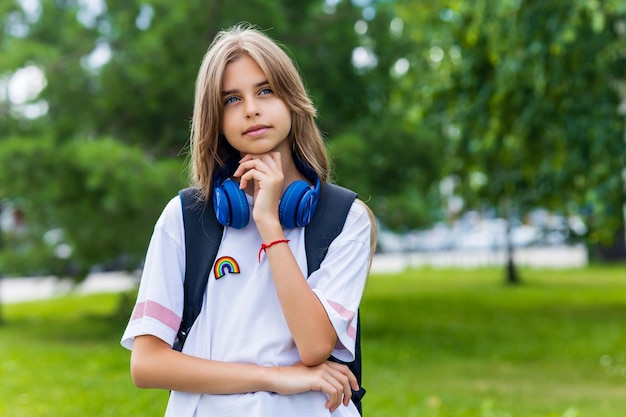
(224, 96, 239, 105)
(259, 88, 272, 96)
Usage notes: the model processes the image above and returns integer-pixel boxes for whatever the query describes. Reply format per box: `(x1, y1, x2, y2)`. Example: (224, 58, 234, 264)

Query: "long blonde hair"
(190, 24, 329, 201)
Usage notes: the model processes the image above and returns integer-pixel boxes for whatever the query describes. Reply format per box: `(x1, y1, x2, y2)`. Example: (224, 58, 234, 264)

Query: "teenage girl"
(121, 24, 376, 417)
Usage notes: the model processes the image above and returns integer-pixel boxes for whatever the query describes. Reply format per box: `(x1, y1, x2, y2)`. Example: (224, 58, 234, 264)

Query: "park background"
(1, 0, 626, 416)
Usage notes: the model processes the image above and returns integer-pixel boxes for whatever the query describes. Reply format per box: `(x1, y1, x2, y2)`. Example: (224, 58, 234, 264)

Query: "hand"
(234, 153, 284, 228)
(271, 361, 359, 412)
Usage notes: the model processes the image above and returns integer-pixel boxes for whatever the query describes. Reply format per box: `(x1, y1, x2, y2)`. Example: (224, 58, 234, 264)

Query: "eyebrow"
(222, 80, 270, 97)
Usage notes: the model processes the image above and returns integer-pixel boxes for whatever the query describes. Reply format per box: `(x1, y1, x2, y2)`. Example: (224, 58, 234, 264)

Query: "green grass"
(361, 265, 626, 417)
(1, 265, 625, 416)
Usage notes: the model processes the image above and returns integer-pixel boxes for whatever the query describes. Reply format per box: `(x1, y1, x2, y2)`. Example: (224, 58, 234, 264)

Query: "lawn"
(1, 265, 625, 417)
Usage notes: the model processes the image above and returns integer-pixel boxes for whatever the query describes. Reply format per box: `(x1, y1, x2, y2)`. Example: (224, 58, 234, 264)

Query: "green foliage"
(2, 266, 626, 416)
(0, 137, 185, 279)
(399, 0, 626, 244)
(0, 0, 369, 154)
(329, 117, 444, 229)
(327, 4, 447, 229)
(1, 0, 625, 272)
(0, 0, 443, 265)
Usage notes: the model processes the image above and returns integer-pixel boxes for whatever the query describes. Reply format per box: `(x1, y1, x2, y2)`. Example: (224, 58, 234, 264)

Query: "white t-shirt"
(121, 193, 372, 417)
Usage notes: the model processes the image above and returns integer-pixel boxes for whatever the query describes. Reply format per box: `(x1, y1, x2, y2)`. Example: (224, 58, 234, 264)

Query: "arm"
(130, 335, 357, 412)
(131, 334, 273, 393)
(262, 231, 338, 366)
(235, 153, 338, 366)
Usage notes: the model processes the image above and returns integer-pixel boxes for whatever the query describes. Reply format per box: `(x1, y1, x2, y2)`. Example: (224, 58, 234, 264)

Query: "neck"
(281, 155, 308, 189)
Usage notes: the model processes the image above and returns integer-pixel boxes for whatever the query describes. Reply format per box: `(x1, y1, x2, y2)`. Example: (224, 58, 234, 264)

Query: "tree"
(1, 0, 396, 281)
(0, 0, 370, 154)
(330, 2, 448, 231)
(0, 136, 185, 280)
(396, 0, 626, 282)
(1, 0, 448, 252)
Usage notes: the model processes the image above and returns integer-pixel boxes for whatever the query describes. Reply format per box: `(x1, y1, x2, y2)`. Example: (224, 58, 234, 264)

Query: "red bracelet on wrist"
(258, 239, 290, 262)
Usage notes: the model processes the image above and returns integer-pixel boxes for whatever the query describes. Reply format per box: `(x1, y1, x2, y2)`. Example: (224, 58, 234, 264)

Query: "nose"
(244, 97, 261, 118)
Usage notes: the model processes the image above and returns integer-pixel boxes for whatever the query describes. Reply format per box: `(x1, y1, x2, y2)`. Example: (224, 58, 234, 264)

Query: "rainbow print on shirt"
(213, 256, 241, 279)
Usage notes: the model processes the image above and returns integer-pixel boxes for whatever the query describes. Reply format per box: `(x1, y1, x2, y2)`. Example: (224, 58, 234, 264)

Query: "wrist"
(256, 218, 283, 242)
(258, 239, 290, 262)
(262, 366, 280, 393)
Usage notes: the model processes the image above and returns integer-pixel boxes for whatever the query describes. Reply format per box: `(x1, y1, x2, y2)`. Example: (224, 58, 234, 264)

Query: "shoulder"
(321, 183, 373, 226)
(157, 195, 183, 225)
(351, 199, 377, 253)
(321, 182, 357, 201)
(351, 198, 372, 217)
(326, 183, 376, 252)
(326, 183, 374, 244)
(153, 195, 185, 245)
(344, 198, 373, 235)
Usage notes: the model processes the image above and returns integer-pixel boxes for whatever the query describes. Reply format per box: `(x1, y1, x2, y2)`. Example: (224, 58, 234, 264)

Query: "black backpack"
(174, 183, 366, 414)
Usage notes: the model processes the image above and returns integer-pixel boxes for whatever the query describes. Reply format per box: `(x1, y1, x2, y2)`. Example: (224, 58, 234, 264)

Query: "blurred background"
(0, 0, 625, 283)
(1, 1, 626, 415)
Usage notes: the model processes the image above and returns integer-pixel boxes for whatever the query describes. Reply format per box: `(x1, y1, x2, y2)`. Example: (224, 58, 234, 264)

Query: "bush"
(0, 136, 186, 280)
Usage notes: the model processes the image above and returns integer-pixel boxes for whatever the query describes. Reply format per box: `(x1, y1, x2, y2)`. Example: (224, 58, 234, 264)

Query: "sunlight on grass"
(0, 292, 168, 417)
(361, 265, 626, 417)
(1, 265, 625, 416)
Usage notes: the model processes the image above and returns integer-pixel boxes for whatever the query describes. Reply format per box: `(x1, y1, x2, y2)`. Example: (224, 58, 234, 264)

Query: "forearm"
(131, 335, 274, 394)
(259, 226, 338, 366)
(132, 335, 357, 412)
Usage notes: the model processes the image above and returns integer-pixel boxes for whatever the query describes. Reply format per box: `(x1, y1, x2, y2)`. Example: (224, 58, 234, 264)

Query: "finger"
(238, 169, 261, 190)
(322, 377, 343, 412)
(245, 153, 281, 173)
(234, 159, 269, 177)
(326, 367, 352, 407)
(318, 380, 334, 410)
(238, 153, 273, 166)
(327, 361, 359, 391)
(325, 363, 356, 406)
(238, 174, 247, 190)
(251, 153, 281, 175)
(267, 151, 282, 170)
(346, 369, 359, 392)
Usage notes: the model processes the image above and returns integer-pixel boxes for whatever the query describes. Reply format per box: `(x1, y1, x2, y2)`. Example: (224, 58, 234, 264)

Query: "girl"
(121, 24, 376, 417)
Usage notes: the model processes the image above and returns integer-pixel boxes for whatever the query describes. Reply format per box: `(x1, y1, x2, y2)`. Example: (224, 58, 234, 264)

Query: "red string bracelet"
(258, 239, 290, 262)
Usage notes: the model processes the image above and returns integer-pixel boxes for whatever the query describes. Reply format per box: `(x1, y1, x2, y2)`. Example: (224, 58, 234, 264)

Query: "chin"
(248, 143, 286, 155)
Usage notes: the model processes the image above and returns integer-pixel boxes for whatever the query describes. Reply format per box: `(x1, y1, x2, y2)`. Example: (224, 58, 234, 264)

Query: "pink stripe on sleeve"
(327, 300, 357, 341)
(131, 300, 181, 333)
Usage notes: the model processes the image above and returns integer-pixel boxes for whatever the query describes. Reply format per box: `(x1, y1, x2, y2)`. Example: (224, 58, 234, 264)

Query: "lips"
(243, 124, 270, 136)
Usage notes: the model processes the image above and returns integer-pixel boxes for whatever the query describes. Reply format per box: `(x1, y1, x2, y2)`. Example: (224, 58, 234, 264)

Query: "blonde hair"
(190, 24, 329, 201)
(355, 199, 378, 271)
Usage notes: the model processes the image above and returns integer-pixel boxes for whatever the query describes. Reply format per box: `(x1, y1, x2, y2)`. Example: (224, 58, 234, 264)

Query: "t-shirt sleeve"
(120, 196, 186, 350)
(309, 200, 372, 362)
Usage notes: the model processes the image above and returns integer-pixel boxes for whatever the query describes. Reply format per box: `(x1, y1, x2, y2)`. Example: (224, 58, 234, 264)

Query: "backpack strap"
(173, 187, 224, 352)
(304, 183, 357, 274)
(176, 183, 365, 415)
(305, 184, 365, 414)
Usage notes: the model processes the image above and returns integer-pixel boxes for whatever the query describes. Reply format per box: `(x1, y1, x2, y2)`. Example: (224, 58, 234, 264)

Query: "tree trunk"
(505, 218, 520, 285)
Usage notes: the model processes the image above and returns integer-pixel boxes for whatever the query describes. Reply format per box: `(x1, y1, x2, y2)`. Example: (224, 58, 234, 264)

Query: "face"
(221, 54, 292, 156)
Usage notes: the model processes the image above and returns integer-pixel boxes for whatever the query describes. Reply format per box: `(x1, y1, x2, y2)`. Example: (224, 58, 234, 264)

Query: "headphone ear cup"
(279, 181, 309, 229)
(213, 179, 250, 228)
(296, 186, 319, 227)
(213, 186, 230, 226)
(279, 179, 319, 228)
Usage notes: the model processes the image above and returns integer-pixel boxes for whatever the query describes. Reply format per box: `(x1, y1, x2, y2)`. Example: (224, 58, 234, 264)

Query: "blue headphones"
(212, 159, 321, 229)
